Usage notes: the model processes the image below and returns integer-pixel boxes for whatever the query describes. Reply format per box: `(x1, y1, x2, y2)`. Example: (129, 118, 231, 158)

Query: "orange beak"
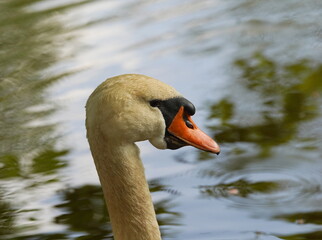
(167, 106, 220, 154)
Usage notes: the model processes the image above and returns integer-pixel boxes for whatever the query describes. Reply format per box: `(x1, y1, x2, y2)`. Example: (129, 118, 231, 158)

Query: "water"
(1, 0, 322, 239)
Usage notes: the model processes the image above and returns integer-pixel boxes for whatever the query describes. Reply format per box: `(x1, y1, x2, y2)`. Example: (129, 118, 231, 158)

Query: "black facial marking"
(149, 97, 196, 149)
(150, 99, 161, 108)
(150, 97, 195, 126)
(183, 100, 195, 116)
(164, 132, 187, 149)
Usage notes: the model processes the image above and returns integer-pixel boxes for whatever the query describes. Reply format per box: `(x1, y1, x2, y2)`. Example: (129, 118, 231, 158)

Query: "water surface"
(1, 0, 322, 239)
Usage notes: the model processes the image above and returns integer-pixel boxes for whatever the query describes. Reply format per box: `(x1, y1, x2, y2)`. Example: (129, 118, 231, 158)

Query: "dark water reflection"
(1, 0, 322, 239)
(52, 183, 179, 240)
(54, 185, 112, 240)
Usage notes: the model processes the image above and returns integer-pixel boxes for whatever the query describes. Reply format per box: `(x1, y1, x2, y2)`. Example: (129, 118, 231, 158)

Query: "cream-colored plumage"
(86, 74, 182, 240)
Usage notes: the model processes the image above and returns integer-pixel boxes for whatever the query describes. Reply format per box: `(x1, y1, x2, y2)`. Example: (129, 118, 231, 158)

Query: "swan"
(85, 74, 220, 240)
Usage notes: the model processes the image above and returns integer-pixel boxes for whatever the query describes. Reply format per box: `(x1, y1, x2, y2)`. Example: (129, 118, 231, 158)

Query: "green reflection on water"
(201, 52, 322, 239)
(0, 0, 88, 238)
(279, 231, 322, 240)
(200, 179, 281, 198)
(149, 179, 182, 238)
(52, 183, 179, 240)
(55, 185, 113, 240)
(0, 195, 15, 236)
(208, 53, 322, 158)
(31, 149, 69, 175)
(0, 0, 78, 178)
(276, 211, 322, 226)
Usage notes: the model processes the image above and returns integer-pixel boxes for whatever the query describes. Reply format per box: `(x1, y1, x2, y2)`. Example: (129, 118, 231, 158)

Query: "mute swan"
(85, 74, 220, 240)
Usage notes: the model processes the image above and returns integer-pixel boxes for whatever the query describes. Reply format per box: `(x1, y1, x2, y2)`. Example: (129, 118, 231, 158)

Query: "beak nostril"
(183, 113, 194, 129)
(185, 120, 194, 129)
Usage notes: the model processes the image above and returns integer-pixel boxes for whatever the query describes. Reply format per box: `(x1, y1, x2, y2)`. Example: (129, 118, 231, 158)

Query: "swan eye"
(150, 99, 161, 108)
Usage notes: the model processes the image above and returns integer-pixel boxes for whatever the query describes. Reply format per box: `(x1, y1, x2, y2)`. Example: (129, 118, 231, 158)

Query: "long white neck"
(88, 131, 161, 240)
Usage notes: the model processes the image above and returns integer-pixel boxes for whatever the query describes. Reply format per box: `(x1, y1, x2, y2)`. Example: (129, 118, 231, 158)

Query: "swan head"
(86, 74, 220, 154)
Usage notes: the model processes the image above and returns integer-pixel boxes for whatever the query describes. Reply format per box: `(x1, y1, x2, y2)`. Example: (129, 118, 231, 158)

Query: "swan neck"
(89, 135, 161, 240)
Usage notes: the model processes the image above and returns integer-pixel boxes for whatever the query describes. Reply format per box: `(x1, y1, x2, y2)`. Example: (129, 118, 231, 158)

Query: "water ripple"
(199, 166, 322, 208)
